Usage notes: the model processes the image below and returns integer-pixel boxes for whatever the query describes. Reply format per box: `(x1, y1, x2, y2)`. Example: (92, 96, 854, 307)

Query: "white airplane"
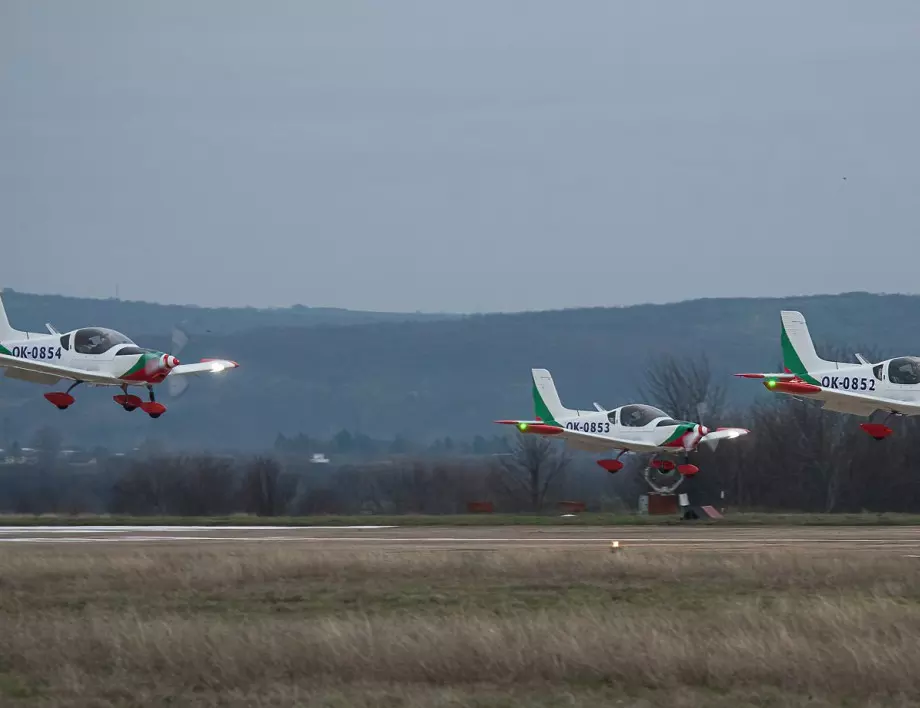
(496, 368, 749, 476)
(0, 292, 238, 418)
(737, 310, 920, 440)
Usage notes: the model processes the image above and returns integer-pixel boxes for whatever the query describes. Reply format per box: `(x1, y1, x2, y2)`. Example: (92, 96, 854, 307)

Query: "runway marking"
(0, 525, 396, 534)
(2, 535, 920, 545)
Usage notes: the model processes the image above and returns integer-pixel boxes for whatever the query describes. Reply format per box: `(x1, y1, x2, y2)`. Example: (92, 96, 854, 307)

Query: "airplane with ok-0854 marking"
(737, 310, 920, 440)
(0, 292, 238, 418)
(496, 369, 749, 476)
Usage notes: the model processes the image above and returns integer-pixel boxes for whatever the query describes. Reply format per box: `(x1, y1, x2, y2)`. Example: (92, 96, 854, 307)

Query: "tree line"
(2, 353, 920, 515)
(0, 438, 615, 516)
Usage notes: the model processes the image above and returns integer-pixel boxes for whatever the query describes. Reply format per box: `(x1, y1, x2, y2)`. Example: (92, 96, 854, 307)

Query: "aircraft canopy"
(888, 357, 920, 385)
(616, 404, 669, 427)
(73, 328, 136, 355)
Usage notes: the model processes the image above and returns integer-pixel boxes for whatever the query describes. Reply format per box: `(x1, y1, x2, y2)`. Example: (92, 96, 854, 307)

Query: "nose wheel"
(861, 412, 897, 440)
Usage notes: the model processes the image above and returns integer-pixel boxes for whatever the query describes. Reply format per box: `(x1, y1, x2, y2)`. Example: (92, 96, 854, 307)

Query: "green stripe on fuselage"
(662, 423, 695, 446)
(0, 343, 10, 356)
(120, 353, 149, 380)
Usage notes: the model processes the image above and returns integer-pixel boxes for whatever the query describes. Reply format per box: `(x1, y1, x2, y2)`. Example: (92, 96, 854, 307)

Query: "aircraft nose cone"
(700, 425, 709, 436)
(163, 354, 180, 369)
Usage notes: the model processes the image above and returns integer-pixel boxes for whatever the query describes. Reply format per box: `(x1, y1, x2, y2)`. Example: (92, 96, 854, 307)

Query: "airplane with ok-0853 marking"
(0, 292, 238, 418)
(737, 310, 920, 440)
(496, 369, 749, 476)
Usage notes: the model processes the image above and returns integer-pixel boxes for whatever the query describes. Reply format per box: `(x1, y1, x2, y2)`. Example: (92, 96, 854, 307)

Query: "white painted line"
(0, 525, 396, 534)
(2, 535, 920, 545)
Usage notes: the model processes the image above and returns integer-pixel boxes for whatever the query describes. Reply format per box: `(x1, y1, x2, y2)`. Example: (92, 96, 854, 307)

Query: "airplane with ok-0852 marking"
(0, 292, 238, 418)
(496, 369, 749, 476)
(737, 310, 920, 440)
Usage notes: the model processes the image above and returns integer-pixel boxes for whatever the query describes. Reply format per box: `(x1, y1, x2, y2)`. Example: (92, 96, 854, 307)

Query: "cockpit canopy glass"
(73, 328, 135, 355)
(618, 404, 669, 427)
(888, 357, 920, 385)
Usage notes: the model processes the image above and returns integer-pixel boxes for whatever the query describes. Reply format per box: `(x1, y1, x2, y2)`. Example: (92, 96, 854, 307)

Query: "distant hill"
(0, 289, 459, 336)
(0, 291, 916, 451)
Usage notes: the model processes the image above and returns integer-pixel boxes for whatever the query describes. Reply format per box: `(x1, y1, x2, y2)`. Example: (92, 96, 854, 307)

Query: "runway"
(0, 524, 919, 553)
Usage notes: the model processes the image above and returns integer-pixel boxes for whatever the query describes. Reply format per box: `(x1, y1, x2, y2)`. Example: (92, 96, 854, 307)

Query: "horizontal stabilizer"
(494, 420, 564, 435)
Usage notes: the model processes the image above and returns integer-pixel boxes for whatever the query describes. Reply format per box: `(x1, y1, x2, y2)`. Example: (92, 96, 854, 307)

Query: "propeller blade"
(168, 375, 189, 399)
(166, 324, 191, 398)
(171, 326, 189, 357)
(696, 401, 708, 423)
(701, 436, 720, 452)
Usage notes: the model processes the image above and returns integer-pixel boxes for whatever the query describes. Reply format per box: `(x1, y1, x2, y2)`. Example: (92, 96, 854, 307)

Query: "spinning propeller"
(686, 402, 747, 452)
(166, 325, 190, 398)
(681, 402, 719, 452)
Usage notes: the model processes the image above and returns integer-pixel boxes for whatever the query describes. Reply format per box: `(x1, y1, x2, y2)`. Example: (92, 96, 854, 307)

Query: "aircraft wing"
(495, 420, 661, 453)
(702, 427, 749, 442)
(748, 377, 920, 417)
(0, 353, 121, 386)
(805, 388, 920, 417)
(699, 427, 749, 451)
(167, 359, 239, 377)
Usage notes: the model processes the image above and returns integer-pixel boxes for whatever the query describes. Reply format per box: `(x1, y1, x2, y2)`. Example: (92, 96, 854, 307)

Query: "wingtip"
(201, 358, 239, 368)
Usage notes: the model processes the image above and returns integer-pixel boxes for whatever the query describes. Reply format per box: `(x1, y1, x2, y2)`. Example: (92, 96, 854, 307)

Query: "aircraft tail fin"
(0, 291, 23, 340)
(531, 368, 574, 424)
(780, 311, 835, 376)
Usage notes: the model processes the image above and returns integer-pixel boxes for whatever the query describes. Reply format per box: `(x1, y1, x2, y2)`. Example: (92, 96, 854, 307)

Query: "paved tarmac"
(0, 524, 918, 553)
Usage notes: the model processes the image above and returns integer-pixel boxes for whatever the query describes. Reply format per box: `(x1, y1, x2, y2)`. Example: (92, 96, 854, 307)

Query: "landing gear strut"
(114, 384, 144, 412)
(596, 449, 628, 474)
(44, 381, 82, 410)
(140, 385, 167, 419)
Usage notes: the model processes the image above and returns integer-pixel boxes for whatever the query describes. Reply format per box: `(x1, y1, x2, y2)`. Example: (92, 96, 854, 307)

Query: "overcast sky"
(2, 1, 918, 313)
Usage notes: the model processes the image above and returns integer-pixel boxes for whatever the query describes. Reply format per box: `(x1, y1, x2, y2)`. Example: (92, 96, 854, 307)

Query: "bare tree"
(496, 434, 570, 512)
(240, 457, 285, 516)
(639, 353, 726, 423)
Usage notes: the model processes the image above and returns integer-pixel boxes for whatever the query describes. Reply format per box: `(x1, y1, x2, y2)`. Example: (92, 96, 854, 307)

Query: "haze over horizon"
(3, 1, 918, 313)
(0, 284, 911, 317)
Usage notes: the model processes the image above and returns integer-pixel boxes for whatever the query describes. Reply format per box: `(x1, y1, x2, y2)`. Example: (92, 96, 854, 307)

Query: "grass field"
(1, 542, 919, 707)
(3, 511, 920, 526)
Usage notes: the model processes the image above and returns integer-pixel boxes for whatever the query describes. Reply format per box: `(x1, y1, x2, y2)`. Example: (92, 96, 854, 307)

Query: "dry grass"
(1, 545, 919, 707)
